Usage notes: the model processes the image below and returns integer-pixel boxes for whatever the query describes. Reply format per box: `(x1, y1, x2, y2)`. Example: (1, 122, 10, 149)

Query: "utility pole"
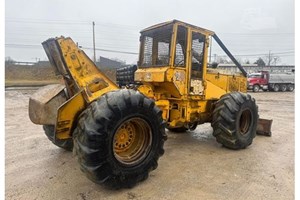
(213, 54, 217, 62)
(274, 57, 278, 66)
(268, 50, 271, 67)
(209, 36, 212, 63)
(92, 21, 96, 63)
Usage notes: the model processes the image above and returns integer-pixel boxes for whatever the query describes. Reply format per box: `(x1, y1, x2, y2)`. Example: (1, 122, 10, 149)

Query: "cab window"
(191, 32, 205, 78)
(174, 25, 187, 67)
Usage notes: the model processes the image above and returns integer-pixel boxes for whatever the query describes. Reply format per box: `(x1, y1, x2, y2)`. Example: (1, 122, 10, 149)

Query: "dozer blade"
(256, 118, 273, 136)
(29, 84, 67, 125)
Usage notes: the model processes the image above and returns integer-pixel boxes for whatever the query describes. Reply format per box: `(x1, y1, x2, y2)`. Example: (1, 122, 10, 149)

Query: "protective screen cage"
(141, 24, 173, 67)
(191, 32, 205, 65)
(174, 25, 188, 67)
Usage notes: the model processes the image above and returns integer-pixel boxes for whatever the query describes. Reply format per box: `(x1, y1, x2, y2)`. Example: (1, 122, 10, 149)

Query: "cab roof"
(140, 20, 215, 35)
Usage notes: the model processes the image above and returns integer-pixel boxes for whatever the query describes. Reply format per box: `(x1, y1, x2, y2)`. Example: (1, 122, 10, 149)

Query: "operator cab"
(135, 20, 247, 99)
(136, 20, 214, 97)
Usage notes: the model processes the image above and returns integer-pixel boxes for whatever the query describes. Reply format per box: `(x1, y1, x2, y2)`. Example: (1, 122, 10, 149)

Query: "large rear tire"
(43, 125, 73, 151)
(73, 89, 167, 189)
(287, 84, 294, 92)
(211, 92, 258, 150)
(273, 84, 280, 92)
(280, 84, 287, 92)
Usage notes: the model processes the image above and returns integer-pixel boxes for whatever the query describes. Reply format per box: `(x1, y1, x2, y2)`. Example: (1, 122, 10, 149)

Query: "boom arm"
(30, 37, 119, 140)
(42, 37, 119, 103)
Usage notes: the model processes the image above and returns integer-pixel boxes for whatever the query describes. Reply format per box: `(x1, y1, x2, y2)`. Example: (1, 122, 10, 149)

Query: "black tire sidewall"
(73, 89, 166, 188)
(43, 125, 73, 151)
(288, 84, 294, 91)
(280, 84, 287, 91)
(274, 84, 279, 92)
(212, 92, 258, 150)
(253, 85, 259, 92)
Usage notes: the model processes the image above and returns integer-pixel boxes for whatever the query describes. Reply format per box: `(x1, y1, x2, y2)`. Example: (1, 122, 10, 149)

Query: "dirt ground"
(5, 89, 294, 200)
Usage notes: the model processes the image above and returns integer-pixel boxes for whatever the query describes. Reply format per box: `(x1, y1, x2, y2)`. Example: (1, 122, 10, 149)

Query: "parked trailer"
(247, 71, 294, 92)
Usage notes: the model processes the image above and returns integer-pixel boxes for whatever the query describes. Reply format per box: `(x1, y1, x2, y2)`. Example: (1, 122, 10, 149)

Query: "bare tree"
(244, 59, 250, 64)
(272, 56, 281, 66)
(263, 51, 281, 66)
(216, 57, 231, 64)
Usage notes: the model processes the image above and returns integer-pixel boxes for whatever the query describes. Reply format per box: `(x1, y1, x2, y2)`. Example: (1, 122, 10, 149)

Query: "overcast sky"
(5, 0, 295, 65)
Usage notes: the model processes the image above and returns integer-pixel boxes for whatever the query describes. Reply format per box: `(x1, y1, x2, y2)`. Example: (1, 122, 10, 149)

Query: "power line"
(6, 43, 294, 58)
(220, 32, 293, 36)
(5, 43, 139, 55)
(5, 44, 41, 48)
(5, 18, 142, 30)
(6, 18, 294, 36)
(82, 47, 138, 55)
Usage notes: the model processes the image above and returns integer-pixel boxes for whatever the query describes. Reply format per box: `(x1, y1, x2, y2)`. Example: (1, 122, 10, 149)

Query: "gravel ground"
(5, 89, 294, 200)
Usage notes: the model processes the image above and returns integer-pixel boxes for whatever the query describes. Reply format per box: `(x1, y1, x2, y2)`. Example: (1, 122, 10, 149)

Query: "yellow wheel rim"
(113, 117, 152, 166)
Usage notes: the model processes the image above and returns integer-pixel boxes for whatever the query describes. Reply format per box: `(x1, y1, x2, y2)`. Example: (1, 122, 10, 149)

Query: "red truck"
(247, 71, 294, 92)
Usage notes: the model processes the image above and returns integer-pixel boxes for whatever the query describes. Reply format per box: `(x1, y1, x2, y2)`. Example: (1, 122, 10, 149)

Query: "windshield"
(140, 24, 173, 67)
(248, 73, 262, 78)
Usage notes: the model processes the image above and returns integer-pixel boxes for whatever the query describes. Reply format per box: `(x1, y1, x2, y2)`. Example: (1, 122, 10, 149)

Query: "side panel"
(206, 71, 247, 99)
(135, 67, 187, 98)
(269, 73, 295, 84)
(55, 91, 86, 140)
(154, 98, 214, 128)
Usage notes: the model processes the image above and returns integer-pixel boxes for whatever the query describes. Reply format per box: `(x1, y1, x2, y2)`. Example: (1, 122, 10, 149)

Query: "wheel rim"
(254, 85, 259, 92)
(239, 109, 252, 135)
(113, 117, 152, 166)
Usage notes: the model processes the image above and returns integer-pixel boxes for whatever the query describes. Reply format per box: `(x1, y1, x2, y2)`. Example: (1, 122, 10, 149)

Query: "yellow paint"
(42, 20, 248, 139)
(136, 20, 247, 128)
(43, 37, 119, 139)
(57, 37, 119, 102)
(56, 91, 85, 139)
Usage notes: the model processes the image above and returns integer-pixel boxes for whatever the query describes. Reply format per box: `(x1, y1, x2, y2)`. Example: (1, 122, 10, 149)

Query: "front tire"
(253, 85, 260, 92)
(73, 89, 167, 189)
(43, 125, 73, 151)
(211, 92, 258, 150)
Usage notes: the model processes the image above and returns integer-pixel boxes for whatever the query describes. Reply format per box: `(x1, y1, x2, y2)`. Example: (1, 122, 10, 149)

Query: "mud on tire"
(73, 89, 167, 189)
(211, 92, 258, 150)
(43, 125, 73, 151)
